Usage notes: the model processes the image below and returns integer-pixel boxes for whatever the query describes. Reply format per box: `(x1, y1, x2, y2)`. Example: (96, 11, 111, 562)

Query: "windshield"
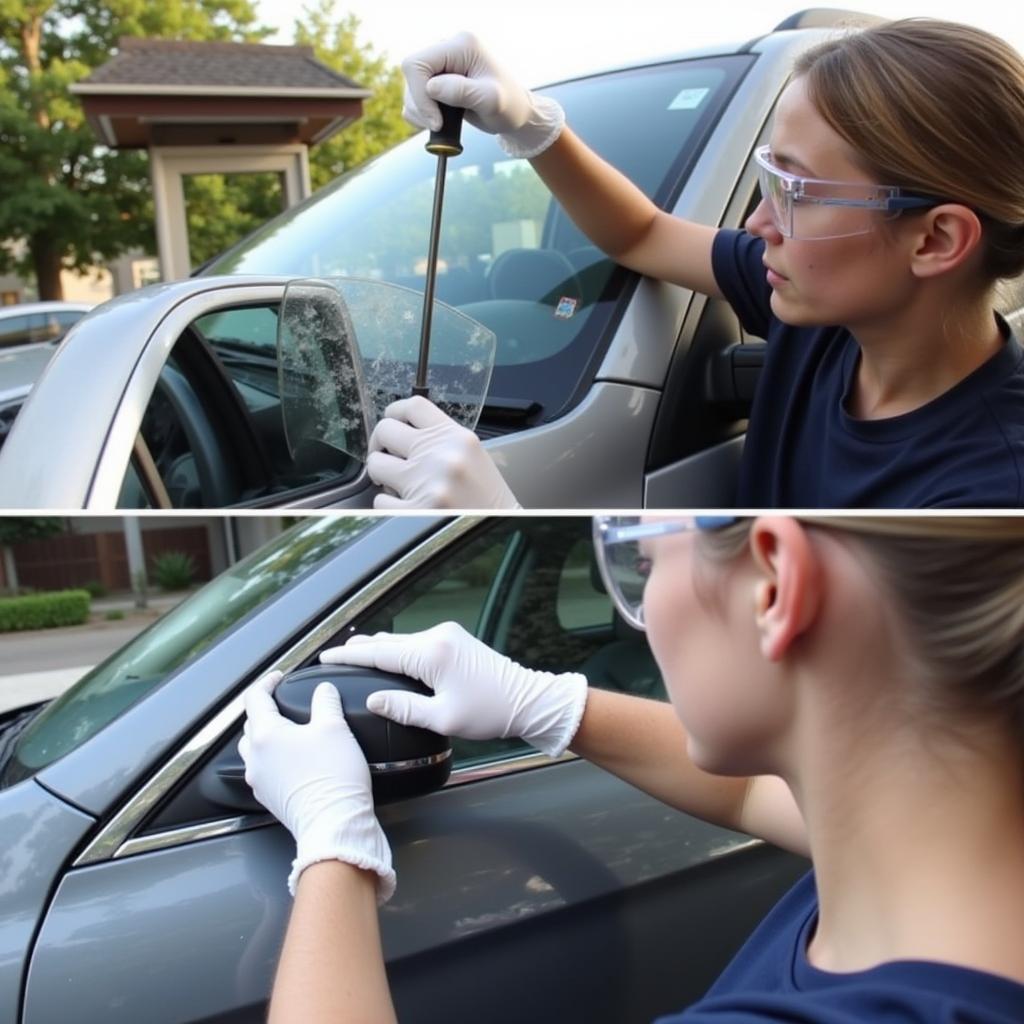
(205, 56, 751, 423)
(1, 516, 376, 786)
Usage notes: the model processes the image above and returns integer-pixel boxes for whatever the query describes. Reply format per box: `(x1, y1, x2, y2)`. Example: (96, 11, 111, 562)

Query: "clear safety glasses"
(753, 145, 944, 240)
(592, 516, 737, 631)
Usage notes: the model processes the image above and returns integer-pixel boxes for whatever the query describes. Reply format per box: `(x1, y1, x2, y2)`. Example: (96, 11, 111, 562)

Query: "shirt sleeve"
(711, 229, 773, 340)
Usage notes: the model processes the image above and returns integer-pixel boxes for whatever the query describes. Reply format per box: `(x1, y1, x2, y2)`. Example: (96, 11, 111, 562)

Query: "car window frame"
(72, 518, 542, 866)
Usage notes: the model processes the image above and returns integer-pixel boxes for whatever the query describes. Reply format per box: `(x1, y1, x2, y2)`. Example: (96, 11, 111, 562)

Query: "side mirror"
(202, 666, 451, 812)
(276, 665, 452, 802)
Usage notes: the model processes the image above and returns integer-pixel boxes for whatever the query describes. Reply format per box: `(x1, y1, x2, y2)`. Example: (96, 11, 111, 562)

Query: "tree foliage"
(0, 0, 413, 296)
(0, 1, 269, 298)
(0, 515, 65, 544)
(184, 5, 413, 268)
(293, 0, 413, 191)
(184, 171, 284, 268)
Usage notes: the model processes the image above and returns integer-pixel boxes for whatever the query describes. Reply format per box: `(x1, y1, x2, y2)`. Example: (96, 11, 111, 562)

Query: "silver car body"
(0, 515, 807, 1022)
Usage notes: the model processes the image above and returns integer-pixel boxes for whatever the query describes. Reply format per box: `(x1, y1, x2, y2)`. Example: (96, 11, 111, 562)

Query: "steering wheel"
(147, 366, 239, 507)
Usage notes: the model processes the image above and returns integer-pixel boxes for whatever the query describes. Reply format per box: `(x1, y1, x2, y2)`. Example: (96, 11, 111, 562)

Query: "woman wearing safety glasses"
(366, 19, 1024, 509)
(241, 515, 1024, 1021)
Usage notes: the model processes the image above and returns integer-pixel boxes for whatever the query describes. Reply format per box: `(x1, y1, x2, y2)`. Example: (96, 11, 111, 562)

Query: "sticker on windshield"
(668, 87, 710, 111)
(555, 297, 578, 320)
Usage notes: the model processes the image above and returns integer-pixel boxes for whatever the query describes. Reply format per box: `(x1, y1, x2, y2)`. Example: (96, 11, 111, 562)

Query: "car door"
(0, 278, 379, 510)
(20, 515, 806, 1024)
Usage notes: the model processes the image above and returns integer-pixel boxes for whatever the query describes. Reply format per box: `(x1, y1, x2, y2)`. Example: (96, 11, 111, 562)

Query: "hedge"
(0, 590, 91, 632)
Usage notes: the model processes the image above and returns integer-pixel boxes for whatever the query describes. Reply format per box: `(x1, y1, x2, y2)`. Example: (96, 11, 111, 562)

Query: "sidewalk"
(88, 591, 186, 616)
(0, 589, 192, 714)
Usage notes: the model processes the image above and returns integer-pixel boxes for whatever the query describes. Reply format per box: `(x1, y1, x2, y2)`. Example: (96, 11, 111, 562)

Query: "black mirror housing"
(275, 665, 452, 802)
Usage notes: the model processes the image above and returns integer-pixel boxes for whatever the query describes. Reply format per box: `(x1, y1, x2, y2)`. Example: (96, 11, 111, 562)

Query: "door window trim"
(73, 516, 577, 867)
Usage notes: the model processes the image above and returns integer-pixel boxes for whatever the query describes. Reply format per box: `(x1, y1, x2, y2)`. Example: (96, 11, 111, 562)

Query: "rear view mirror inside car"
(278, 278, 497, 463)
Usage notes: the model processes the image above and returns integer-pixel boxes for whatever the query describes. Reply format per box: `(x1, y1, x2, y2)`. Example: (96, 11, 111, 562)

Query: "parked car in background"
(0, 302, 93, 453)
(4, 10, 1020, 509)
(0, 301, 92, 354)
(0, 514, 807, 1024)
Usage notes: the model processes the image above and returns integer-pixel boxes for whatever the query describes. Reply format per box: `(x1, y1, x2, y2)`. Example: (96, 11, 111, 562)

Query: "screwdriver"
(413, 102, 465, 399)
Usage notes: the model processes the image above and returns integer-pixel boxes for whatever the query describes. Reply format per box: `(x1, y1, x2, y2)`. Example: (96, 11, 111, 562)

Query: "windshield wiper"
(477, 397, 543, 431)
(0, 703, 46, 779)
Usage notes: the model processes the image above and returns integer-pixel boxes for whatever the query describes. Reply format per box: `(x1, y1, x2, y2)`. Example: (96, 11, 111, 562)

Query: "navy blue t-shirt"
(655, 872, 1024, 1023)
(711, 229, 1024, 507)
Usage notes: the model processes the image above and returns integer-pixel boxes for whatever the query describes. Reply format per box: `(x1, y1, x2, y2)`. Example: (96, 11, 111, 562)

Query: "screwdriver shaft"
(414, 152, 449, 397)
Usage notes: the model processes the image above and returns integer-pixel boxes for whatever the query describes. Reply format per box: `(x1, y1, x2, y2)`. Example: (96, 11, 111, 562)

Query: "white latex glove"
(238, 671, 396, 903)
(367, 395, 520, 510)
(320, 622, 588, 758)
(402, 31, 565, 159)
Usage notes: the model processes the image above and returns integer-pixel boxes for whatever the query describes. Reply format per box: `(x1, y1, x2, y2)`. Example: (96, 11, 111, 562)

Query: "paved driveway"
(0, 594, 184, 713)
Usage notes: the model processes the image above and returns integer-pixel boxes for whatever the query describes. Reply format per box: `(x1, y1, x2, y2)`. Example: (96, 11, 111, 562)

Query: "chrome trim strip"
(115, 814, 274, 860)
(448, 749, 576, 785)
(74, 517, 481, 867)
(369, 749, 451, 774)
(113, 749, 547, 860)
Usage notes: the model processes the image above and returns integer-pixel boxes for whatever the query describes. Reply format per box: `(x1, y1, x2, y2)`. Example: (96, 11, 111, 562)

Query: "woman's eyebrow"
(771, 149, 820, 178)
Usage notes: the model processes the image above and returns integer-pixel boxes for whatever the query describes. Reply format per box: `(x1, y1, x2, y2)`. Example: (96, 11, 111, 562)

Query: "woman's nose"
(745, 198, 783, 244)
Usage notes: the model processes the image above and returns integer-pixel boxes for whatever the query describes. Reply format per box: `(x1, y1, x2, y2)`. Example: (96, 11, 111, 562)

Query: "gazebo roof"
(72, 38, 371, 147)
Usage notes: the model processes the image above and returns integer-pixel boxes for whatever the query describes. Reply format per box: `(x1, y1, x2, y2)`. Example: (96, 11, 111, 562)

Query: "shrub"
(151, 551, 197, 591)
(104, 609, 125, 621)
(0, 590, 91, 632)
(83, 580, 108, 599)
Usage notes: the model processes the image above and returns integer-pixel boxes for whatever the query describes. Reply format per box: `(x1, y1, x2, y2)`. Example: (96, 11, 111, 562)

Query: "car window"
(350, 517, 664, 769)
(0, 310, 81, 348)
(206, 56, 752, 424)
(53, 310, 86, 333)
(557, 536, 613, 630)
(0, 314, 38, 348)
(1, 516, 378, 787)
(117, 318, 361, 509)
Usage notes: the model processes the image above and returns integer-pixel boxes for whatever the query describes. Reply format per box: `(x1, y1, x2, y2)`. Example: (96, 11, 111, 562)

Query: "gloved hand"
(402, 31, 565, 159)
(238, 671, 396, 903)
(367, 395, 520, 509)
(320, 621, 588, 758)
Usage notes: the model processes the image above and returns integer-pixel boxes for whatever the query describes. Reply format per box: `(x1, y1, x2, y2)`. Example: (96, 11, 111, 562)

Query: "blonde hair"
(700, 517, 1024, 740)
(792, 19, 1024, 283)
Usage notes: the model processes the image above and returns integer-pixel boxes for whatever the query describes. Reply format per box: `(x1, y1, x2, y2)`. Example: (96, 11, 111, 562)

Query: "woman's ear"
(908, 204, 984, 280)
(748, 517, 822, 662)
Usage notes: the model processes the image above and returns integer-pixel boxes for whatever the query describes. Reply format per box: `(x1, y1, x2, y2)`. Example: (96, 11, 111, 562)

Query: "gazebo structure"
(72, 38, 371, 280)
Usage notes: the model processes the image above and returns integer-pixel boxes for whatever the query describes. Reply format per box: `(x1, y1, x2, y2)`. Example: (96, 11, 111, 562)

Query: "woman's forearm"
(530, 127, 721, 294)
(530, 126, 660, 260)
(571, 688, 808, 854)
(570, 688, 751, 826)
(269, 861, 397, 1024)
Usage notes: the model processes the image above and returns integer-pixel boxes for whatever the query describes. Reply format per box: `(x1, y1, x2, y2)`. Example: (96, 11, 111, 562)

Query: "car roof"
(0, 301, 94, 320)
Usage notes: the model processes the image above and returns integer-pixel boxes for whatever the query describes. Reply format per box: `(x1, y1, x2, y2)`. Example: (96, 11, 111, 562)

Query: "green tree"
(184, 171, 284, 268)
(293, 0, 413, 191)
(0, 1, 270, 299)
(0, 515, 65, 593)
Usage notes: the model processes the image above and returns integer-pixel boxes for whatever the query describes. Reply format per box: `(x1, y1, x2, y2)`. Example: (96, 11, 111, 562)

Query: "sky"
(258, 0, 1024, 85)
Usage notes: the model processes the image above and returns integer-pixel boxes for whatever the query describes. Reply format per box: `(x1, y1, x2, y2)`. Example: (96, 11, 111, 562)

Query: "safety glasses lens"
(593, 517, 652, 630)
(756, 160, 792, 237)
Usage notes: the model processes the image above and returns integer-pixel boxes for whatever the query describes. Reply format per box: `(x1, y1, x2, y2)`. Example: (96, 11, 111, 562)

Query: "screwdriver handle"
(426, 103, 465, 157)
